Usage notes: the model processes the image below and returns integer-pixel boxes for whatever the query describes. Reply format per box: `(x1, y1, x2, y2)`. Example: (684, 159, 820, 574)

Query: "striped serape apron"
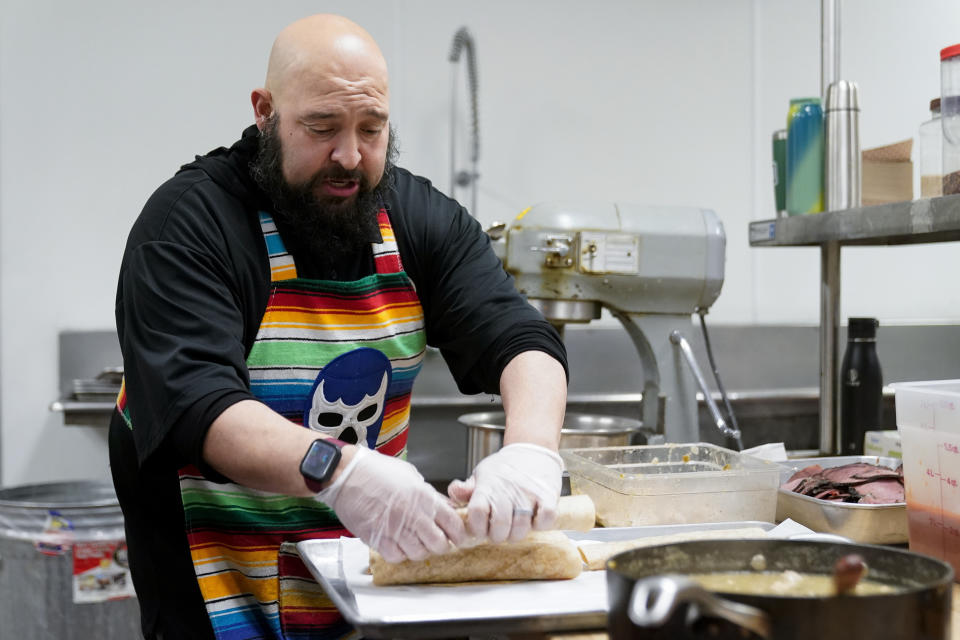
(178, 207, 426, 639)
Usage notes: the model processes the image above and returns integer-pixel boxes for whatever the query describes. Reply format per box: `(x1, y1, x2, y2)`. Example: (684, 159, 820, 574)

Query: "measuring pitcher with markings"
(894, 379, 960, 580)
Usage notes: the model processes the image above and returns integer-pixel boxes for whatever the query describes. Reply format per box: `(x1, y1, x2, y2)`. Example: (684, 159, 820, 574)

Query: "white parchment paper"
(339, 536, 607, 622)
(334, 520, 815, 623)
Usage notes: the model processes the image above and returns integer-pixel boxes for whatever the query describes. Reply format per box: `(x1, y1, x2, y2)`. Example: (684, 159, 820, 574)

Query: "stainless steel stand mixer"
(494, 202, 739, 445)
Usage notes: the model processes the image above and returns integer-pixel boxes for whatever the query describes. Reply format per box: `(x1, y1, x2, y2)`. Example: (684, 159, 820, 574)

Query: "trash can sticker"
(35, 510, 74, 555)
(72, 540, 136, 603)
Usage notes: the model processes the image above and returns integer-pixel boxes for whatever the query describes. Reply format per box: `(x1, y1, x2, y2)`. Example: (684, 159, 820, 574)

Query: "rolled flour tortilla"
(579, 526, 771, 571)
(370, 530, 582, 586)
(454, 494, 596, 532)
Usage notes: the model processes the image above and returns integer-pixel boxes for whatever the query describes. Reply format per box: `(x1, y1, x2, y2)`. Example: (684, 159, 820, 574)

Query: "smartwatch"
(299, 438, 347, 491)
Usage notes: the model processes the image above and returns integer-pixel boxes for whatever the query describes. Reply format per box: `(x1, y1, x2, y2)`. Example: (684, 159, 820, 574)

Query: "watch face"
(300, 439, 341, 484)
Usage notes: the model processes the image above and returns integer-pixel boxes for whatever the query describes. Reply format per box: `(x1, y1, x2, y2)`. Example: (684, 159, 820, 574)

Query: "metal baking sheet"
(777, 455, 907, 544)
(295, 521, 776, 639)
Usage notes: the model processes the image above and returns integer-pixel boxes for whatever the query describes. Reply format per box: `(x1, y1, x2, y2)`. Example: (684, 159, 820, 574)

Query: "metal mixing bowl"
(458, 411, 649, 472)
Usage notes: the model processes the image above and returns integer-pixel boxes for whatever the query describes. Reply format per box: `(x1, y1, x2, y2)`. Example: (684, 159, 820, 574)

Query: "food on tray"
(781, 462, 904, 504)
(369, 530, 582, 585)
(455, 494, 596, 532)
(582, 527, 769, 571)
(368, 495, 595, 586)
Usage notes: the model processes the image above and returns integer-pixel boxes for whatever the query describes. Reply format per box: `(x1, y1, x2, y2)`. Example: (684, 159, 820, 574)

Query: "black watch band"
(299, 438, 347, 491)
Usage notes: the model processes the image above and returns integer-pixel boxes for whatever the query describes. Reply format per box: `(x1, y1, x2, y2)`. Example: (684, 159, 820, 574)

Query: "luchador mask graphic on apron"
(303, 348, 392, 448)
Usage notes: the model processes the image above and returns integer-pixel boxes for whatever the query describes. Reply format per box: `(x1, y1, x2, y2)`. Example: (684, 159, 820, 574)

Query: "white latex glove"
(316, 446, 466, 563)
(447, 442, 563, 544)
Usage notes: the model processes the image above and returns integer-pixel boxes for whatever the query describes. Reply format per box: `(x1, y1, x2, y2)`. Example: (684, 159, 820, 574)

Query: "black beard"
(249, 116, 398, 270)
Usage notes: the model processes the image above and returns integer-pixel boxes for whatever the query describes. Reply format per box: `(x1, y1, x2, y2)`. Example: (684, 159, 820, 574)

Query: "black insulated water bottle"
(840, 317, 883, 455)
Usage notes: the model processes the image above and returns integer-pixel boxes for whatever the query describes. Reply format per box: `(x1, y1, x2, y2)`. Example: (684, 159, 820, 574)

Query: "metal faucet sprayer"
(448, 26, 480, 217)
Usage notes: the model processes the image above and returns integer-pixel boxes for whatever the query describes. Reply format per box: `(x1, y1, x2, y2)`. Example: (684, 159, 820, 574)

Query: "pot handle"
(628, 574, 771, 639)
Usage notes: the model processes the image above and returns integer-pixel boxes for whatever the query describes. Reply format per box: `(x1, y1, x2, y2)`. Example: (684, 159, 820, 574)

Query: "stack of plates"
(71, 366, 123, 401)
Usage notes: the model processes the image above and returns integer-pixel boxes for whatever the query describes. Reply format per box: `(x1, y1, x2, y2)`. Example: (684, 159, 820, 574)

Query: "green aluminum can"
(772, 129, 787, 216)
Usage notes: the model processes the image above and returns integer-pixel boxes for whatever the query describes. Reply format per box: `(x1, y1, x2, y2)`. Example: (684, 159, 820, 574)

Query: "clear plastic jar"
(919, 98, 942, 198)
(941, 43, 960, 195)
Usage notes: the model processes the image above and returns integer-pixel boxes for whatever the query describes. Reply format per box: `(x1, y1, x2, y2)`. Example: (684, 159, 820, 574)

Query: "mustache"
(302, 165, 367, 192)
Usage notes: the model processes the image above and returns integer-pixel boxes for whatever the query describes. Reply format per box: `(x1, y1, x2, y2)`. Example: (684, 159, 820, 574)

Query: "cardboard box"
(862, 160, 913, 206)
(861, 140, 913, 206)
(864, 430, 902, 459)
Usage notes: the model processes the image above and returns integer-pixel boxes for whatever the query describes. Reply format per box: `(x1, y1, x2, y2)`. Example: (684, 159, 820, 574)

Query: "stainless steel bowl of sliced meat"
(776, 456, 907, 544)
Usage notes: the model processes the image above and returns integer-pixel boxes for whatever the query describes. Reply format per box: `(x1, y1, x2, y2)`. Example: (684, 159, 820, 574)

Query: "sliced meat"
(797, 478, 833, 496)
(857, 479, 905, 504)
(819, 463, 902, 486)
(787, 464, 823, 483)
(781, 476, 809, 493)
(812, 488, 846, 501)
(780, 461, 904, 505)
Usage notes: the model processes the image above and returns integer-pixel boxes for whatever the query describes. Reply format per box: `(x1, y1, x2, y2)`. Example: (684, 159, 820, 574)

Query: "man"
(109, 13, 568, 640)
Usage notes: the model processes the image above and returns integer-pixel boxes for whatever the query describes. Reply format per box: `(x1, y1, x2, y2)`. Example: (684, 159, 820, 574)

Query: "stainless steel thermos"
(824, 80, 861, 211)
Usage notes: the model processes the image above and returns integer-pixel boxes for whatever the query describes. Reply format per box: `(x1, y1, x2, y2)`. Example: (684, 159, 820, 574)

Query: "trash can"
(0, 481, 141, 639)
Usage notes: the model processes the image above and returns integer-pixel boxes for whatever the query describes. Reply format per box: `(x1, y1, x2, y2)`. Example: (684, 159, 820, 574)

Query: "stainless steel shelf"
(50, 399, 114, 427)
(749, 194, 960, 247)
(748, 193, 960, 455)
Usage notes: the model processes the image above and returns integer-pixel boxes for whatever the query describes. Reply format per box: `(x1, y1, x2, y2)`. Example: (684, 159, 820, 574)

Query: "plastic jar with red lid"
(940, 43, 960, 194)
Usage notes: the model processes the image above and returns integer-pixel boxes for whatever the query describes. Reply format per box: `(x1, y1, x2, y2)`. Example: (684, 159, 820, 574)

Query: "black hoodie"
(109, 125, 566, 639)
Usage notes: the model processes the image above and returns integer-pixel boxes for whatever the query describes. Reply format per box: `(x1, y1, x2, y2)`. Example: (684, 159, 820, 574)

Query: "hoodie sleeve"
(116, 171, 265, 470)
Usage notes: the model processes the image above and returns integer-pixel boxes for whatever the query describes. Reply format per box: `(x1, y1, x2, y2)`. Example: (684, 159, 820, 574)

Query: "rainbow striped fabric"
(179, 207, 426, 639)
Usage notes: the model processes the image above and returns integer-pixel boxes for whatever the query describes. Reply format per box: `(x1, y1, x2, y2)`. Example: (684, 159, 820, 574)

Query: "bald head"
(250, 14, 393, 215)
(263, 14, 388, 106)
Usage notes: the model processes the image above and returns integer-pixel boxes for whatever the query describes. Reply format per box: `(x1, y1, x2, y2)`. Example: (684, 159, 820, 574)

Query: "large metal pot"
(458, 411, 647, 472)
(606, 539, 953, 640)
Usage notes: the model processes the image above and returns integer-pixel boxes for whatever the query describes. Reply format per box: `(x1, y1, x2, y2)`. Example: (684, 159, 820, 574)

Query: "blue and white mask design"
(303, 348, 392, 449)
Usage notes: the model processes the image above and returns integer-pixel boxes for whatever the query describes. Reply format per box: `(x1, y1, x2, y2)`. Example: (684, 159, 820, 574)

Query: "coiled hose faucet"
(448, 26, 479, 216)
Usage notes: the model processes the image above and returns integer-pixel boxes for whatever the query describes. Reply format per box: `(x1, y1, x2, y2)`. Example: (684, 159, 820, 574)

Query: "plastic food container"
(941, 43, 960, 194)
(559, 443, 780, 527)
(893, 379, 960, 579)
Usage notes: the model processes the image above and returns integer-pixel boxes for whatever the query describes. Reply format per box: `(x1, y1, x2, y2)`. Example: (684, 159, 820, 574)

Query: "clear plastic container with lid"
(893, 379, 960, 577)
(941, 43, 960, 194)
(919, 98, 942, 198)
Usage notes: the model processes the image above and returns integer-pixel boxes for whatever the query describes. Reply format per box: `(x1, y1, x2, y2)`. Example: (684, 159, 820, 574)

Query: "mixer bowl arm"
(669, 330, 743, 448)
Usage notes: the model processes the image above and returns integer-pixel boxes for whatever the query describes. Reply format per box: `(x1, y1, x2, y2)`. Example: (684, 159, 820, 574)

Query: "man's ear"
(251, 88, 274, 130)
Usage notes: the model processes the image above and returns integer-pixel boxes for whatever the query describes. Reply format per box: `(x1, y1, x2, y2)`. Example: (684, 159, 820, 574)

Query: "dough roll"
(370, 530, 582, 586)
(454, 494, 596, 532)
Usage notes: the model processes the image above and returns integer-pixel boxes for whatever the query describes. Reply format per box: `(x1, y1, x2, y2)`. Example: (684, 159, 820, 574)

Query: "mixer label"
(579, 232, 639, 274)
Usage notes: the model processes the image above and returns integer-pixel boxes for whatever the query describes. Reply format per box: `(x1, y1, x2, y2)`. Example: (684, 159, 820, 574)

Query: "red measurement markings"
(925, 467, 959, 488)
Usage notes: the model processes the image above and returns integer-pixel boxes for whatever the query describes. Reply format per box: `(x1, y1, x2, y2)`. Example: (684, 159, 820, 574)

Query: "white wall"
(1, 0, 958, 485)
